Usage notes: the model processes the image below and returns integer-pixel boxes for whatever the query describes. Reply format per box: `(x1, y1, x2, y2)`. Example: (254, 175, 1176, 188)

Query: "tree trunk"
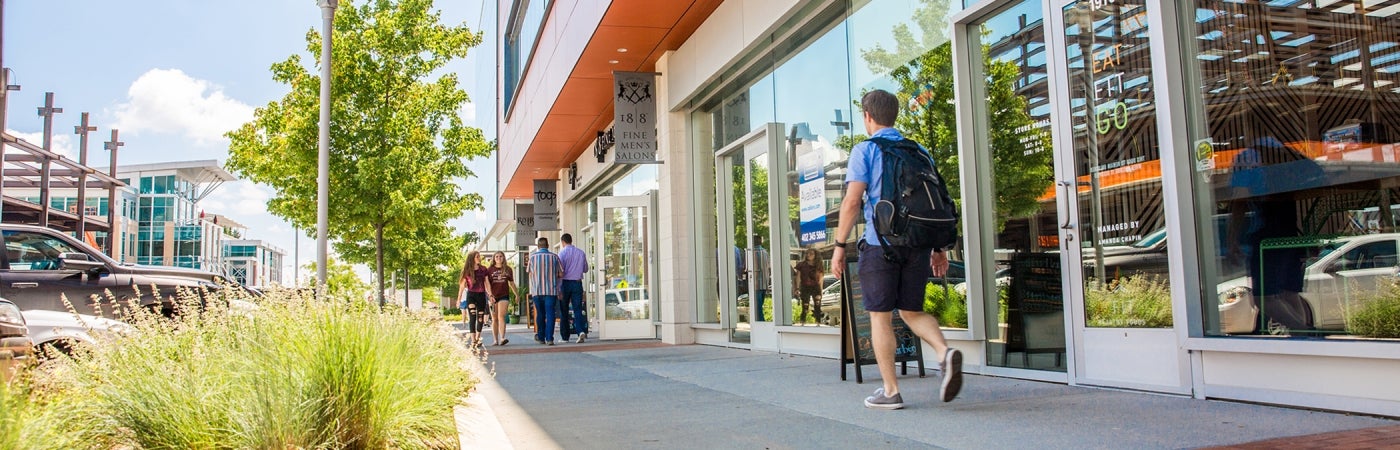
(376, 223, 386, 307)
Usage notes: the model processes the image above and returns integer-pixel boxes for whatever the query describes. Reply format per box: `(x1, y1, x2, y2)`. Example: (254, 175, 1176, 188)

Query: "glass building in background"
(117, 161, 236, 271)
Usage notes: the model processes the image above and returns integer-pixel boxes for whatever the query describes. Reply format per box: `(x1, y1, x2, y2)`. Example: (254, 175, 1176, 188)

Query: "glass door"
(1051, 0, 1189, 393)
(594, 194, 657, 340)
(960, 0, 1067, 375)
(715, 123, 785, 350)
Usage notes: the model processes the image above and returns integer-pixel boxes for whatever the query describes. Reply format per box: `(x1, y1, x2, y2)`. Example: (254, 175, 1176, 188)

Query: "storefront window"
(850, 0, 969, 329)
(1185, 1, 1400, 339)
(775, 21, 851, 327)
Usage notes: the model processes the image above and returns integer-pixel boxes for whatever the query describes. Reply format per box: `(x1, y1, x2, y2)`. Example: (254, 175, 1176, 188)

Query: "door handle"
(11, 282, 38, 289)
(1058, 181, 1076, 231)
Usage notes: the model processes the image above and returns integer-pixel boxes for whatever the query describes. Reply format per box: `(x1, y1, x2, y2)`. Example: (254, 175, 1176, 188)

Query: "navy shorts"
(858, 242, 932, 312)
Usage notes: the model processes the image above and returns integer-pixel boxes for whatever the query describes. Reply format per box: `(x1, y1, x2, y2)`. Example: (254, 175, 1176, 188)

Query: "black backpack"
(868, 137, 959, 260)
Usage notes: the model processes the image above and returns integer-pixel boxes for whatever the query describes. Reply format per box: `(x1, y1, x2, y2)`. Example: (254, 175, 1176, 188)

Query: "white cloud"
(111, 68, 254, 145)
(203, 181, 272, 218)
(460, 101, 477, 126)
(6, 129, 77, 160)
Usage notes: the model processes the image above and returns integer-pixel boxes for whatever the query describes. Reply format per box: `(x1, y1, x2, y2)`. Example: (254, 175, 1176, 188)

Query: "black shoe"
(500, 339, 509, 346)
(547, 341, 556, 346)
(534, 336, 545, 344)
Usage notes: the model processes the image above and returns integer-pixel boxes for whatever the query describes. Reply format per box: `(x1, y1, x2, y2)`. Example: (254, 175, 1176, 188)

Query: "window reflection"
(1188, 1, 1400, 339)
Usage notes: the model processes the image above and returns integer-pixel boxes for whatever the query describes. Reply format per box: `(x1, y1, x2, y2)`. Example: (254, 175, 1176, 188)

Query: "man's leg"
(567, 281, 588, 339)
(542, 295, 559, 344)
(558, 291, 573, 341)
(869, 310, 900, 395)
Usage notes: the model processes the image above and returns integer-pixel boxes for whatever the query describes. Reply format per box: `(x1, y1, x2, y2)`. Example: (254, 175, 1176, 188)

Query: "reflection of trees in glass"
(860, 0, 1053, 232)
(733, 164, 770, 244)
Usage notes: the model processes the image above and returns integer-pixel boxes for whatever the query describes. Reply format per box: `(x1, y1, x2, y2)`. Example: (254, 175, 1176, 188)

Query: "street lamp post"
(316, 0, 337, 287)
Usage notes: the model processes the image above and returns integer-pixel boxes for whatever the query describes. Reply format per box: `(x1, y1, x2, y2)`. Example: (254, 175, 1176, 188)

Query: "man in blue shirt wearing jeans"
(831, 89, 964, 409)
(557, 233, 590, 343)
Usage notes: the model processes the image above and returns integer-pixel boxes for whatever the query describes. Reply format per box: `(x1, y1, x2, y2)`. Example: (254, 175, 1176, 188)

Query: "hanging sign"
(514, 203, 536, 247)
(613, 71, 661, 164)
(533, 179, 559, 231)
(797, 142, 827, 246)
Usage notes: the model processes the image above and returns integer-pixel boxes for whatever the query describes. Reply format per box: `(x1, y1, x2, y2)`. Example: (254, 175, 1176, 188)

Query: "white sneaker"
(576, 333, 586, 343)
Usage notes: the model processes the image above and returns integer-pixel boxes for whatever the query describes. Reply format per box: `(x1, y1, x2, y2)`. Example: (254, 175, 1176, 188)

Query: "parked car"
(1, 224, 245, 320)
(1218, 232, 1400, 333)
(0, 298, 33, 379)
(604, 287, 650, 320)
(21, 309, 131, 357)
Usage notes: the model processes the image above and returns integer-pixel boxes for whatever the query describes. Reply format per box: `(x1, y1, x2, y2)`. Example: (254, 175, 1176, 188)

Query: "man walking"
(528, 237, 564, 345)
(831, 89, 963, 409)
(557, 233, 590, 343)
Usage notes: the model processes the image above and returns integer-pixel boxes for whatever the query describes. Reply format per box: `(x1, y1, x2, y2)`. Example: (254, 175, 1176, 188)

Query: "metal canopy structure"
(1, 132, 125, 232)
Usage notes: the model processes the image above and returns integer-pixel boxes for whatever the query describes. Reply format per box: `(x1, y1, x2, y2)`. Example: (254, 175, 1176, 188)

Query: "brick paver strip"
(484, 340, 670, 356)
(1203, 424, 1400, 449)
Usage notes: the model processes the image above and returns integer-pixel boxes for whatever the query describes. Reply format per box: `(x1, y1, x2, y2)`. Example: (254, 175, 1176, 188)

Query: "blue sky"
(4, 0, 499, 283)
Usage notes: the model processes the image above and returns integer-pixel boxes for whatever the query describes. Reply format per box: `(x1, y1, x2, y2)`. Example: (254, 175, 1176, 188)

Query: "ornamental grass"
(26, 284, 476, 449)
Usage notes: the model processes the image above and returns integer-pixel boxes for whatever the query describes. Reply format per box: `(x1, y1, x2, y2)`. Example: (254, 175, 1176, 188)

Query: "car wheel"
(37, 340, 75, 360)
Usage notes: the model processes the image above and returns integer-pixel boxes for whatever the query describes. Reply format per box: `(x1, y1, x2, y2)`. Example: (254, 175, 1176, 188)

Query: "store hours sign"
(613, 71, 661, 164)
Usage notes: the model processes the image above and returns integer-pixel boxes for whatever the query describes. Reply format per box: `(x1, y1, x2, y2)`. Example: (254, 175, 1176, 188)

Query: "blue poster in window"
(798, 148, 826, 246)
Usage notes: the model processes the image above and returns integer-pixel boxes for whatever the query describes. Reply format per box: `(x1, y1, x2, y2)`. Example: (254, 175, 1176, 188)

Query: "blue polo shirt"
(845, 127, 932, 245)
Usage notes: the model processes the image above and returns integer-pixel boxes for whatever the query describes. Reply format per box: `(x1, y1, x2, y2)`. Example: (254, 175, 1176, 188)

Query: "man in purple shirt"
(557, 233, 590, 343)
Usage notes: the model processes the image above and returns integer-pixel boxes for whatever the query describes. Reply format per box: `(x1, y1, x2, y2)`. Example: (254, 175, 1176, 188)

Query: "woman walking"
(459, 251, 491, 347)
(487, 251, 519, 346)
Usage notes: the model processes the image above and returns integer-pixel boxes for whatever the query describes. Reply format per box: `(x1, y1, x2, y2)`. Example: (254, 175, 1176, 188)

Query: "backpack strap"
(868, 137, 912, 264)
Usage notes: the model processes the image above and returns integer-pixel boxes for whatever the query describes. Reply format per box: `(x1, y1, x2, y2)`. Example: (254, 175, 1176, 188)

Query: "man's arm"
(831, 181, 866, 280)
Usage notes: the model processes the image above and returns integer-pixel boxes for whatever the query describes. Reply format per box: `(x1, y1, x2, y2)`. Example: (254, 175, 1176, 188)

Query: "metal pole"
(0, 0, 8, 221)
(316, 0, 338, 287)
(75, 113, 96, 237)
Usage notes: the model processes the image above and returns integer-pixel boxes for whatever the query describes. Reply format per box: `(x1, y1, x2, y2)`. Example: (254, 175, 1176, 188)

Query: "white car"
(1218, 233, 1400, 333)
(604, 287, 650, 320)
(21, 309, 131, 355)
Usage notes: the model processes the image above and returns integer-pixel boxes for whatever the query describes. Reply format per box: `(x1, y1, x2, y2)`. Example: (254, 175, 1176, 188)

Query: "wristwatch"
(835, 241, 850, 249)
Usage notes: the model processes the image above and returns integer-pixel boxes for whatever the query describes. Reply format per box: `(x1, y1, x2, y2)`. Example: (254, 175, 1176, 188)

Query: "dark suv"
(1, 224, 237, 318)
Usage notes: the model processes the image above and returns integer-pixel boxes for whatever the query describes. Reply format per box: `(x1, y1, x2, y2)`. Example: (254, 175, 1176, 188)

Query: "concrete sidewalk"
(458, 324, 1395, 449)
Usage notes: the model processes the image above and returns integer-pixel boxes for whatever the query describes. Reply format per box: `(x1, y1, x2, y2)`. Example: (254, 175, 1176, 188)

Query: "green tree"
(226, 0, 492, 304)
(304, 258, 371, 302)
(860, 0, 1053, 232)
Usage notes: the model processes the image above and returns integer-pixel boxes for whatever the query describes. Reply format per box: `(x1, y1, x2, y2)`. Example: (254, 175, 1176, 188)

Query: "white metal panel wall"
(1201, 352, 1400, 417)
(497, 0, 610, 197)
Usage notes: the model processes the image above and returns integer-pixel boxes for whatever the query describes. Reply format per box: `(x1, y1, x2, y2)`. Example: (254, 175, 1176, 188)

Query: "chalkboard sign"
(840, 256, 925, 382)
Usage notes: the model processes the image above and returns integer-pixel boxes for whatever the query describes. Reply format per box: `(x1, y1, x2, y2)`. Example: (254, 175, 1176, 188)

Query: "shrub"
(924, 281, 969, 328)
(1348, 287, 1400, 338)
(1085, 276, 1173, 328)
(0, 375, 84, 450)
(41, 285, 475, 449)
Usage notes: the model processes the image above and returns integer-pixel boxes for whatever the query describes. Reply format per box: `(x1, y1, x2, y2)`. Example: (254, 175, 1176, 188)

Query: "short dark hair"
(561, 233, 573, 244)
(861, 89, 898, 127)
(537, 237, 549, 248)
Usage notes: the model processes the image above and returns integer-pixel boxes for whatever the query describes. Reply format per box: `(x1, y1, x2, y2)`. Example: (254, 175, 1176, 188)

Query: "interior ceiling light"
(609, 60, 620, 64)
(617, 48, 628, 53)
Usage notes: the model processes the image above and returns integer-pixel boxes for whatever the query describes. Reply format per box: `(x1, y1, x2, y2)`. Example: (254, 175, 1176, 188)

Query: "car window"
(1133, 228, 1168, 249)
(3, 231, 82, 271)
(1333, 240, 1399, 271)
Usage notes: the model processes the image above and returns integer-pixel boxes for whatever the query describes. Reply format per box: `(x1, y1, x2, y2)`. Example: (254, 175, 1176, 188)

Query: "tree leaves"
(226, 0, 490, 293)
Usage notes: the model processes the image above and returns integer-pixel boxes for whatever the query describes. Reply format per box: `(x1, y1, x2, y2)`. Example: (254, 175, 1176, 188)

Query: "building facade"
(223, 238, 286, 289)
(494, 0, 1400, 416)
(117, 161, 236, 271)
